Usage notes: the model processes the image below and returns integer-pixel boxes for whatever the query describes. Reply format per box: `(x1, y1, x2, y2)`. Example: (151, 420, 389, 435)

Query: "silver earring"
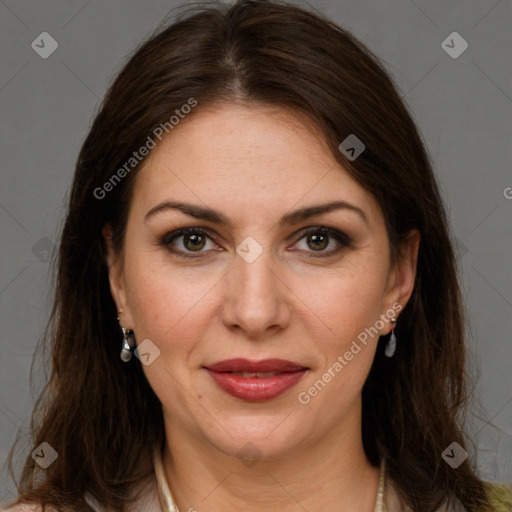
(118, 314, 135, 362)
(117, 308, 135, 363)
(385, 317, 397, 358)
(120, 327, 135, 362)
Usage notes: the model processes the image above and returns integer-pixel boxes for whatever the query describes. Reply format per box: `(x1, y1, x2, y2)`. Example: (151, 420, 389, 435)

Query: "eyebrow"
(144, 200, 369, 227)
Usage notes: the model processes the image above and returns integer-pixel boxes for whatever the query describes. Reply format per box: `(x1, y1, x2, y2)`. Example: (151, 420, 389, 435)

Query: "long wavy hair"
(5, 1, 504, 510)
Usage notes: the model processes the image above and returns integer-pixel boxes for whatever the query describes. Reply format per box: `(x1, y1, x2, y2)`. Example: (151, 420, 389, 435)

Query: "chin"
(199, 414, 306, 461)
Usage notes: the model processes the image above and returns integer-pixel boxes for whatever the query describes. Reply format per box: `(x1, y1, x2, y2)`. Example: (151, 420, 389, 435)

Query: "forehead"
(131, 103, 381, 227)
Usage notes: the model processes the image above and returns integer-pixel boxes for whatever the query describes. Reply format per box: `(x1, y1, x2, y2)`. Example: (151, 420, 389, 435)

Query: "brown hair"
(5, 0, 501, 510)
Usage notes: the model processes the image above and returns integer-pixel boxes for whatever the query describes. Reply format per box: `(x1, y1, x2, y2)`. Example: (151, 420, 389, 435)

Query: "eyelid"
(160, 225, 352, 258)
(290, 226, 352, 257)
(160, 227, 219, 259)
(293, 226, 352, 245)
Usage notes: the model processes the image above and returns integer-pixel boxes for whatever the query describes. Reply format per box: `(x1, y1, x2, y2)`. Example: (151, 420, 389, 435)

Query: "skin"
(104, 103, 420, 512)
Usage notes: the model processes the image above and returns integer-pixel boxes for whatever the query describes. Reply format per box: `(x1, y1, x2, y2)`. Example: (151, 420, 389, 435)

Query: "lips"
(205, 358, 306, 373)
(204, 358, 308, 402)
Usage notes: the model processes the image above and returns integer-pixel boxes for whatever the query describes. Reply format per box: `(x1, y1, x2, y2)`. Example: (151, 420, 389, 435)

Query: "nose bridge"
(221, 238, 289, 335)
(237, 245, 276, 294)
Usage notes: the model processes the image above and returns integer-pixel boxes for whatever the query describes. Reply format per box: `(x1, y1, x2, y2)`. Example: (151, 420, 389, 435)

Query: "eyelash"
(160, 226, 352, 260)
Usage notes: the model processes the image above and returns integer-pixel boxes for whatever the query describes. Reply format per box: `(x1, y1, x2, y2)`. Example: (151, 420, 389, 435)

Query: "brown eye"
(294, 227, 352, 257)
(182, 233, 206, 251)
(161, 227, 217, 258)
(306, 233, 329, 251)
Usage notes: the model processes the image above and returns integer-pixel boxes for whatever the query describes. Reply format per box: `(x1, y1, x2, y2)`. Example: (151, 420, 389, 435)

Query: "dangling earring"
(120, 327, 135, 362)
(117, 313, 135, 362)
(385, 317, 397, 358)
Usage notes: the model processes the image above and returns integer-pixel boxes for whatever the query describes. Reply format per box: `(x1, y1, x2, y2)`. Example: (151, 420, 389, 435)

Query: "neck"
(161, 396, 381, 512)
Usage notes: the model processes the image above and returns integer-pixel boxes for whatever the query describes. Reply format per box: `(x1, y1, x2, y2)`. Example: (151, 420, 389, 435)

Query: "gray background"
(1, 0, 511, 503)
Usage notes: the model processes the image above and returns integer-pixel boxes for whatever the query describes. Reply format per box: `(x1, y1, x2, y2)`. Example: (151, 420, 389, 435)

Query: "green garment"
(487, 483, 512, 511)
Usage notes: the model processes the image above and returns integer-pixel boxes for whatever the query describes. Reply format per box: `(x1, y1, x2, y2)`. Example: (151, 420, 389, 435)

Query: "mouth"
(229, 371, 287, 377)
(203, 358, 309, 402)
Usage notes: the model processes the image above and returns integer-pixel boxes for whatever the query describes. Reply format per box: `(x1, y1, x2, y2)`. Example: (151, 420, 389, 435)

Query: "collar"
(153, 444, 179, 512)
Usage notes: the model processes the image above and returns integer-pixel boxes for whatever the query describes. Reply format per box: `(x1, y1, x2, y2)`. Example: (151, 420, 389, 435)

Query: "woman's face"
(105, 103, 419, 461)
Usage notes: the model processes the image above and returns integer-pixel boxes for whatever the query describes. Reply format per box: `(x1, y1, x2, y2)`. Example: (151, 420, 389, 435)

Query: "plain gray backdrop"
(1, 0, 511, 504)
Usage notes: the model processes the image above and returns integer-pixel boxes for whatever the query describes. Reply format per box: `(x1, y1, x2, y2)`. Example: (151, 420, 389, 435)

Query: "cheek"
(124, 252, 219, 351)
(292, 261, 388, 347)
(294, 270, 386, 414)
(123, 255, 216, 410)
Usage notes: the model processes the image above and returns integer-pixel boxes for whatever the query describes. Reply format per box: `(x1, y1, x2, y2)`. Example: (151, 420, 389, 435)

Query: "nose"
(220, 245, 291, 339)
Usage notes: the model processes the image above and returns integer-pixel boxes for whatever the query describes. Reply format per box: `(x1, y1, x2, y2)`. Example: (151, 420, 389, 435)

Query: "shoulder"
(0, 473, 159, 512)
(433, 482, 512, 511)
(383, 473, 512, 511)
(486, 482, 512, 511)
(0, 503, 61, 512)
(0, 505, 43, 512)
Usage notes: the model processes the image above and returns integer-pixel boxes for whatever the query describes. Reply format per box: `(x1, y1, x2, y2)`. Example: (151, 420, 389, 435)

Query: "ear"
(381, 229, 420, 334)
(102, 224, 134, 328)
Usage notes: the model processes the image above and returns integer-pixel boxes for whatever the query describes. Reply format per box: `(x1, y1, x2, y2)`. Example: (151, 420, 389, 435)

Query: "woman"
(3, 0, 512, 511)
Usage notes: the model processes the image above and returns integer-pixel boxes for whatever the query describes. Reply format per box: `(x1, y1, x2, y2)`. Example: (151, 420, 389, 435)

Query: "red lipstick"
(204, 358, 308, 402)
